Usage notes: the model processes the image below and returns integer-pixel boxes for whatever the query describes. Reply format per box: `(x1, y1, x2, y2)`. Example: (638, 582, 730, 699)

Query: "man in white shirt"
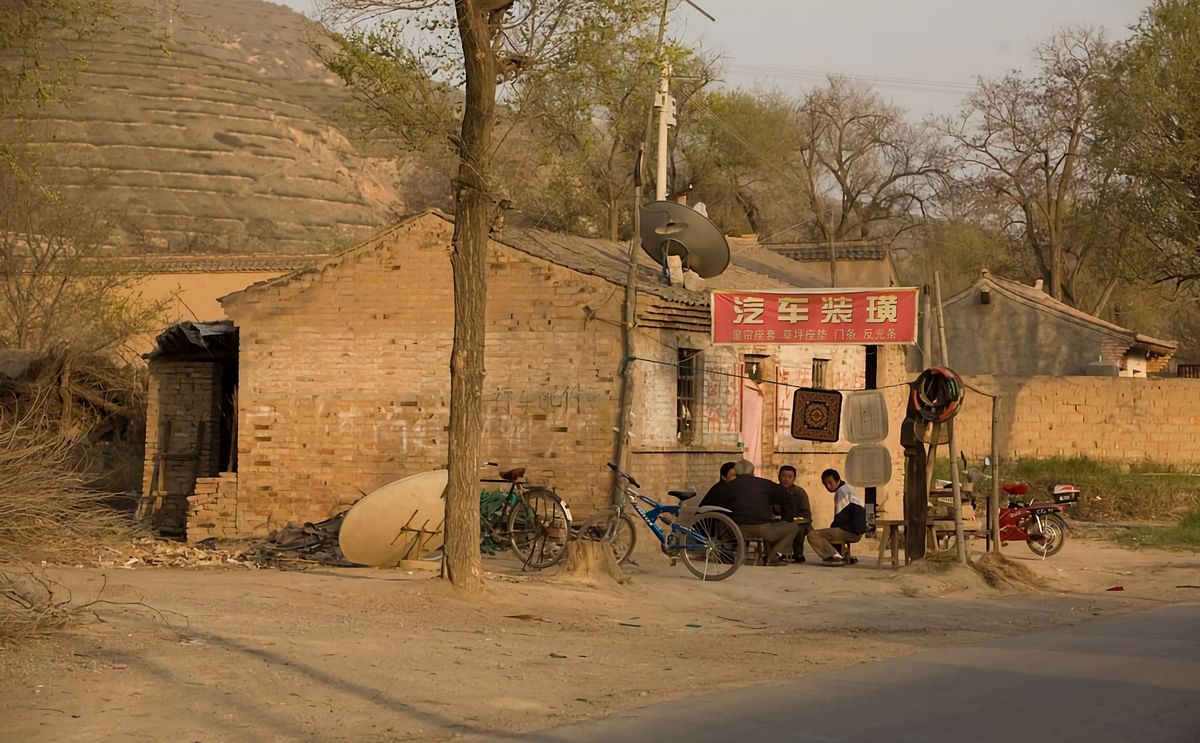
(807, 468, 867, 566)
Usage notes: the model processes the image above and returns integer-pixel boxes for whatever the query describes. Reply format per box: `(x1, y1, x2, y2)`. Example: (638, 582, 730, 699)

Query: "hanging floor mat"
(791, 388, 843, 442)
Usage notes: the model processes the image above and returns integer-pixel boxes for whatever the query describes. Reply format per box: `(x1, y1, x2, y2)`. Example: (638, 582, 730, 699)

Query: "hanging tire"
(679, 512, 745, 581)
(1027, 513, 1067, 558)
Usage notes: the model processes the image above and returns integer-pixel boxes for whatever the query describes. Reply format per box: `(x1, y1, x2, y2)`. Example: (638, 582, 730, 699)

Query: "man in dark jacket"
(807, 468, 866, 566)
(699, 461, 738, 511)
(722, 459, 798, 566)
(778, 465, 812, 562)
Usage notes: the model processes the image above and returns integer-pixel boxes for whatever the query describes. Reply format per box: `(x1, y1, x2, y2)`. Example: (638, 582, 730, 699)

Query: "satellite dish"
(639, 200, 731, 279)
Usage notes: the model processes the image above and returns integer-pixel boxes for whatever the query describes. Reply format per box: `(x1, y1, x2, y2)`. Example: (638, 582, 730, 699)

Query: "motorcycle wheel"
(1026, 513, 1067, 558)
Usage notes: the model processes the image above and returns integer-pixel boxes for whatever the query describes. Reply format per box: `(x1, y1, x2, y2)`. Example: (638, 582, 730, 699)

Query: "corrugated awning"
(144, 321, 238, 360)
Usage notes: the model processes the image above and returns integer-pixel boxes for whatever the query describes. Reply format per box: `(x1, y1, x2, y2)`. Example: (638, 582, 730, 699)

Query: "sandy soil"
(2, 536, 1197, 742)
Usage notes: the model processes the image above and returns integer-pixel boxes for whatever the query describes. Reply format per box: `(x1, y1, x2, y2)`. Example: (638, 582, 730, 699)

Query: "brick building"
(141, 211, 910, 541)
(936, 269, 1178, 377)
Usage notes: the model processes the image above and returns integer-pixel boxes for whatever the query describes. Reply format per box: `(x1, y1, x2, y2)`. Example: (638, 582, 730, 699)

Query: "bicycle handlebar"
(606, 462, 640, 488)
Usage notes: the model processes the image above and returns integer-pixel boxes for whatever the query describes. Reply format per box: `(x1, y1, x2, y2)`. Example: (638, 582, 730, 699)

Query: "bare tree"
(943, 28, 1108, 303)
(798, 77, 946, 243)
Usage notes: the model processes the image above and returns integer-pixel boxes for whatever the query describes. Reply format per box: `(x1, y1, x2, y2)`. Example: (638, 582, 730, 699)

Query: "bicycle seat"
(499, 467, 525, 482)
(668, 490, 697, 501)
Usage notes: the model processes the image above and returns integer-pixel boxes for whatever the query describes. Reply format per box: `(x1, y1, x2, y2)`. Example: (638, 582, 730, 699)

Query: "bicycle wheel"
(679, 512, 744, 581)
(609, 513, 637, 565)
(507, 487, 571, 569)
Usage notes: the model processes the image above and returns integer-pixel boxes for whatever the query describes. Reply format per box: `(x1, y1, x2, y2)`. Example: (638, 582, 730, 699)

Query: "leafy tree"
(679, 89, 803, 237)
(513, 34, 714, 239)
(318, 0, 664, 589)
(1095, 0, 1200, 288)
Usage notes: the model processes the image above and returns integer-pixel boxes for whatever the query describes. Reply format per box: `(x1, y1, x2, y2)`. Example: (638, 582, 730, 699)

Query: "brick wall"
(221, 216, 916, 535)
(949, 375, 1200, 465)
(188, 473, 238, 543)
(140, 359, 223, 533)
(224, 218, 628, 534)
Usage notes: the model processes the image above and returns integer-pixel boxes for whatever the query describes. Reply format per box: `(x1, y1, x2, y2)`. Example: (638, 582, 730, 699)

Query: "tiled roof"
(947, 269, 1178, 354)
(766, 244, 890, 262)
(106, 254, 324, 273)
(224, 210, 847, 308)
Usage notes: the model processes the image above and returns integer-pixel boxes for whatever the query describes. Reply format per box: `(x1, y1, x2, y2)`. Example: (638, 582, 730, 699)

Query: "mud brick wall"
(141, 359, 222, 533)
(224, 219, 628, 535)
(188, 473, 238, 543)
(948, 375, 1200, 466)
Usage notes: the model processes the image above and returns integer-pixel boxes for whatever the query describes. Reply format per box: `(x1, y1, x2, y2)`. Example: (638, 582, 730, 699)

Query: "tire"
(679, 512, 745, 581)
(1026, 513, 1067, 558)
(507, 487, 571, 569)
(609, 513, 637, 565)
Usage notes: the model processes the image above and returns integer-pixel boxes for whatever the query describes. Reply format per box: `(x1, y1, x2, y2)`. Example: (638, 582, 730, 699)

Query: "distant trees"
(941, 28, 1108, 304)
(680, 79, 945, 244)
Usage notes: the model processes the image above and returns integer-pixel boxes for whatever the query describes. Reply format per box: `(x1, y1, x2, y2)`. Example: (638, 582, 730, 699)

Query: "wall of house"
(949, 375, 1200, 465)
(140, 359, 223, 533)
(627, 335, 911, 528)
(224, 220, 627, 534)
(937, 292, 1128, 376)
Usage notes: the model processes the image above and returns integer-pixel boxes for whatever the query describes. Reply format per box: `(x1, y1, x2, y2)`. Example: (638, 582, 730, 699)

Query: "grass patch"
(935, 456, 1200, 522)
(1114, 510, 1200, 551)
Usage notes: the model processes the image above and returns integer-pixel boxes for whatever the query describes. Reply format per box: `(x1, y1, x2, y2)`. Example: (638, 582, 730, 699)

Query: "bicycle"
(479, 463, 573, 570)
(592, 462, 746, 581)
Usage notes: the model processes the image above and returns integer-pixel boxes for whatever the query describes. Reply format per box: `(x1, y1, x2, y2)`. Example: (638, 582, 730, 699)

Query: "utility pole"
(654, 62, 674, 201)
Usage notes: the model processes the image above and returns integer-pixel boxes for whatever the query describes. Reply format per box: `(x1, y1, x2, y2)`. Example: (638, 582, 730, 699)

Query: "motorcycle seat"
(499, 467, 526, 482)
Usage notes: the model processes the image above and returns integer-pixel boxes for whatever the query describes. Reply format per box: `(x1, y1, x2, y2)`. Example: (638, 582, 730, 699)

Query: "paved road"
(530, 603, 1200, 743)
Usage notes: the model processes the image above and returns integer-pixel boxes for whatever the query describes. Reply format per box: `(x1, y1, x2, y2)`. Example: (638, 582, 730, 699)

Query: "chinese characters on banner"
(710, 288, 920, 345)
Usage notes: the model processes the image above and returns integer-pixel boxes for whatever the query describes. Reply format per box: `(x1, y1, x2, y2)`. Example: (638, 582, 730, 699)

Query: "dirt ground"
(2, 536, 1198, 743)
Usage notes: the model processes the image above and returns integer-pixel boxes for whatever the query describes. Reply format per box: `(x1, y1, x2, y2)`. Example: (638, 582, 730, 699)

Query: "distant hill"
(15, 0, 450, 255)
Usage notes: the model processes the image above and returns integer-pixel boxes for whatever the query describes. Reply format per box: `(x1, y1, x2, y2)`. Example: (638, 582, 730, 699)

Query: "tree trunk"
(443, 0, 501, 591)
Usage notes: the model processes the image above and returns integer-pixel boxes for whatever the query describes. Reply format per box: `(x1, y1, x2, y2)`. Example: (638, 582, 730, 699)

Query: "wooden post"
(920, 286, 932, 368)
(611, 0, 669, 507)
(933, 273, 967, 564)
(991, 394, 1002, 551)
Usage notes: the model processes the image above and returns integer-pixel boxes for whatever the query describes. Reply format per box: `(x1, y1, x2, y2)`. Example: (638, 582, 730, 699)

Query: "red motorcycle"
(964, 457, 1080, 558)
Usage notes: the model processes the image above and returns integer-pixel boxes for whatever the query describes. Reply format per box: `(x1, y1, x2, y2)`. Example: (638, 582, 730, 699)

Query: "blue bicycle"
(602, 463, 745, 581)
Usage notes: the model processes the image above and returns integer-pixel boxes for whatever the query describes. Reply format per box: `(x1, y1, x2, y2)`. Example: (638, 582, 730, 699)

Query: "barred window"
(677, 348, 701, 443)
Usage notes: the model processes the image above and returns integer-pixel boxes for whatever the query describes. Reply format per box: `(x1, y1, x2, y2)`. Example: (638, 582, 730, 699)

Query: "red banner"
(711, 288, 919, 345)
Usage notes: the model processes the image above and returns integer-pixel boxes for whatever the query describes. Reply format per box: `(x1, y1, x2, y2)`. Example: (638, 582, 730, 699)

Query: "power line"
(726, 64, 976, 96)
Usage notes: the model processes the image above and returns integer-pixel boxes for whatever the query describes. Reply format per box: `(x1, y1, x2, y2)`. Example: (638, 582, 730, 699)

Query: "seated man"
(807, 468, 866, 566)
(723, 459, 799, 566)
(699, 461, 737, 510)
(777, 465, 812, 563)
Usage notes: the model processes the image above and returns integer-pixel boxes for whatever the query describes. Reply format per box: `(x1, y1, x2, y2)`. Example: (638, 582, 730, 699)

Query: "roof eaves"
(220, 209, 453, 306)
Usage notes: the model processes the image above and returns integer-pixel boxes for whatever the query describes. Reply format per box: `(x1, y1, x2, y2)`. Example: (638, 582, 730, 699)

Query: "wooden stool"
(744, 537, 769, 565)
(876, 520, 904, 569)
(829, 539, 858, 565)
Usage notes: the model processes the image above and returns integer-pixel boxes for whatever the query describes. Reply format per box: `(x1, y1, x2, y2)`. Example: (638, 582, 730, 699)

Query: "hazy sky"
(278, 0, 1150, 116)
